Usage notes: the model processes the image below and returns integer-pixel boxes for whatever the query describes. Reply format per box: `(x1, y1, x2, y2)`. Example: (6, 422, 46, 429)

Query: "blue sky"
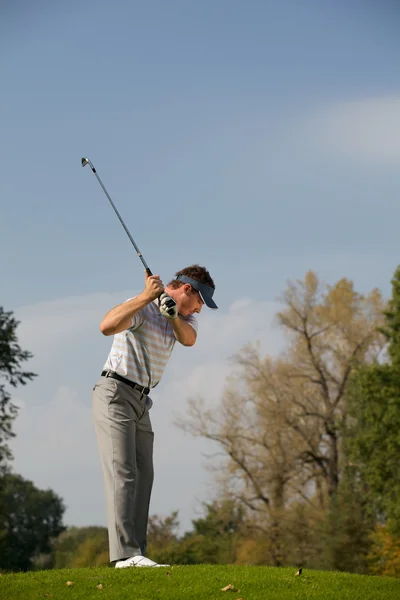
(2, 1, 400, 534)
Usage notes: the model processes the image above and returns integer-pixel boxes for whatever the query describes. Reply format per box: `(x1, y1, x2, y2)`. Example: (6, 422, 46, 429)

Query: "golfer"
(92, 264, 217, 568)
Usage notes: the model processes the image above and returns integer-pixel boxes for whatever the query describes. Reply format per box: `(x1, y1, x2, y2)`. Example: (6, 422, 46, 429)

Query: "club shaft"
(85, 160, 152, 275)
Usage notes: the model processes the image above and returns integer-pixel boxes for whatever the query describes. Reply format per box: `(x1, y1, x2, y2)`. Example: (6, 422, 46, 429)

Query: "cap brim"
(175, 274, 218, 309)
(199, 290, 218, 310)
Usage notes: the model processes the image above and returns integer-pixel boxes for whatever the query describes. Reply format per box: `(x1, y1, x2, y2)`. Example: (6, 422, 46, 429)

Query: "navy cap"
(175, 275, 218, 309)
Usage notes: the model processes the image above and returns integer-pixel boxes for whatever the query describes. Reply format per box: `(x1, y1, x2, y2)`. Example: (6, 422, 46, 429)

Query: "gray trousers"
(92, 375, 154, 563)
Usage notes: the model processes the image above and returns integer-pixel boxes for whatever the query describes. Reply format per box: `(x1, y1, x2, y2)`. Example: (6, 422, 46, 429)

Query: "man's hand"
(159, 292, 178, 320)
(143, 274, 165, 302)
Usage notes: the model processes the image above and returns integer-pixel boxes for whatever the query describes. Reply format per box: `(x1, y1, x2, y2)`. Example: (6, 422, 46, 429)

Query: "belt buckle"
(135, 383, 148, 399)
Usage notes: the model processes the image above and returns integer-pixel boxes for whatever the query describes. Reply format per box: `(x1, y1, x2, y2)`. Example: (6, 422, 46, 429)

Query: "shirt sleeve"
(183, 313, 198, 333)
(123, 297, 146, 330)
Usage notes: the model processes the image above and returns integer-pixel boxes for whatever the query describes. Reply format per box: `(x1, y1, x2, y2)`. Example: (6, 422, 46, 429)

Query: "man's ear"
(184, 284, 192, 294)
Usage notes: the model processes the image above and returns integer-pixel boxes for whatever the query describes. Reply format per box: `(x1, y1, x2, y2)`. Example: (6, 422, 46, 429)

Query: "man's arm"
(171, 317, 197, 347)
(100, 274, 164, 336)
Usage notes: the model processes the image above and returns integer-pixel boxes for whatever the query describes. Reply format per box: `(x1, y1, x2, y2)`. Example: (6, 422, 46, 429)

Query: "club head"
(81, 157, 90, 167)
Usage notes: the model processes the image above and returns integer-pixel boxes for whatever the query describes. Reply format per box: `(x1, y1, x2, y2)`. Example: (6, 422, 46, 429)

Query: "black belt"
(101, 371, 150, 395)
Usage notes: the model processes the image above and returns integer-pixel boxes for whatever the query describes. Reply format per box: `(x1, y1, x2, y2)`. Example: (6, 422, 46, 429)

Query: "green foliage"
(0, 307, 36, 465)
(316, 473, 375, 573)
(147, 501, 246, 566)
(185, 500, 246, 564)
(368, 524, 400, 577)
(242, 474, 374, 574)
(147, 511, 180, 554)
(71, 531, 109, 567)
(0, 308, 65, 573)
(347, 266, 400, 533)
(191, 500, 245, 538)
(348, 366, 400, 525)
(48, 526, 109, 569)
(381, 266, 400, 366)
(0, 473, 65, 571)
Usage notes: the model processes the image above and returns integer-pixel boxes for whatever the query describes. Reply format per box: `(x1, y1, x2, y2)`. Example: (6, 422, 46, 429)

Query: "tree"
(347, 266, 400, 533)
(38, 526, 109, 569)
(0, 307, 36, 467)
(316, 469, 374, 573)
(276, 272, 385, 499)
(71, 530, 109, 568)
(147, 511, 180, 557)
(368, 525, 400, 577)
(0, 473, 65, 571)
(0, 308, 66, 572)
(176, 272, 386, 567)
(184, 499, 246, 564)
(146, 502, 246, 566)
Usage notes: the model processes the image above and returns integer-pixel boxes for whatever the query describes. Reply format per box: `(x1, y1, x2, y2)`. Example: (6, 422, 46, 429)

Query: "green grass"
(1, 565, 399, 600)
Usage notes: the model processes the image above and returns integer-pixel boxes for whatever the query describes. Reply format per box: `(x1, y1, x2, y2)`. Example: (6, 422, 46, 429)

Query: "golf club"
(81, 157, 153, 276)
(81, 158, 177, 317)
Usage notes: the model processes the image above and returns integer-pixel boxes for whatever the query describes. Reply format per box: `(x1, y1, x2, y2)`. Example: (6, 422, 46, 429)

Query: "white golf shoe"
(115, 555, 170, 568)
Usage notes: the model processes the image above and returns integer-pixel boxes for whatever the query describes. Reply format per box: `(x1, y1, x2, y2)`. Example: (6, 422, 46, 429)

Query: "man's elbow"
(100, 319, 114, 336)
(182, 333, 196, 347)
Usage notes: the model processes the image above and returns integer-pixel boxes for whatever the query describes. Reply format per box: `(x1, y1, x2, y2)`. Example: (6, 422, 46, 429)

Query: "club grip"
(146, 267, 153, 276)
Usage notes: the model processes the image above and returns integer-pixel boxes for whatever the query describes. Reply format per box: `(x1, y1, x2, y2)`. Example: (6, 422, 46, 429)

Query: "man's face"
(171, 284, 204, 317)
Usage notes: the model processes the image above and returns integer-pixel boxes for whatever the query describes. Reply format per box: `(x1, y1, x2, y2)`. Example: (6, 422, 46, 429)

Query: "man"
(92, 264, 217, 568)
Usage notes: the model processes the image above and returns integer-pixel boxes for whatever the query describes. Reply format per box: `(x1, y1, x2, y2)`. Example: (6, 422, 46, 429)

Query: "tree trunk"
(327, 425, 339, 497)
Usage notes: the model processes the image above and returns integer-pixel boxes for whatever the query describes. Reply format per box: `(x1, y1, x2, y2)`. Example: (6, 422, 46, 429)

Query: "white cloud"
(9, 292, 284, 534)
(12, 387, 104, 522)
(299, 94, 400, 165)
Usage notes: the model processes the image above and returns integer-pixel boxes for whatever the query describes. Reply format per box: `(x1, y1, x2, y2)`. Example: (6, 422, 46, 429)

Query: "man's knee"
(136, 429, 154, 472)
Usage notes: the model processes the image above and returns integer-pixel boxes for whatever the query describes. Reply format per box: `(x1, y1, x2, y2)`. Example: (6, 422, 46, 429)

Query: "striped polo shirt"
(102, 298, 198, 388)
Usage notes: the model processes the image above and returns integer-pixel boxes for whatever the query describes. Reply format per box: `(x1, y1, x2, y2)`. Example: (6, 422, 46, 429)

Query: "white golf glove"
(159, 293, 178, 320)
